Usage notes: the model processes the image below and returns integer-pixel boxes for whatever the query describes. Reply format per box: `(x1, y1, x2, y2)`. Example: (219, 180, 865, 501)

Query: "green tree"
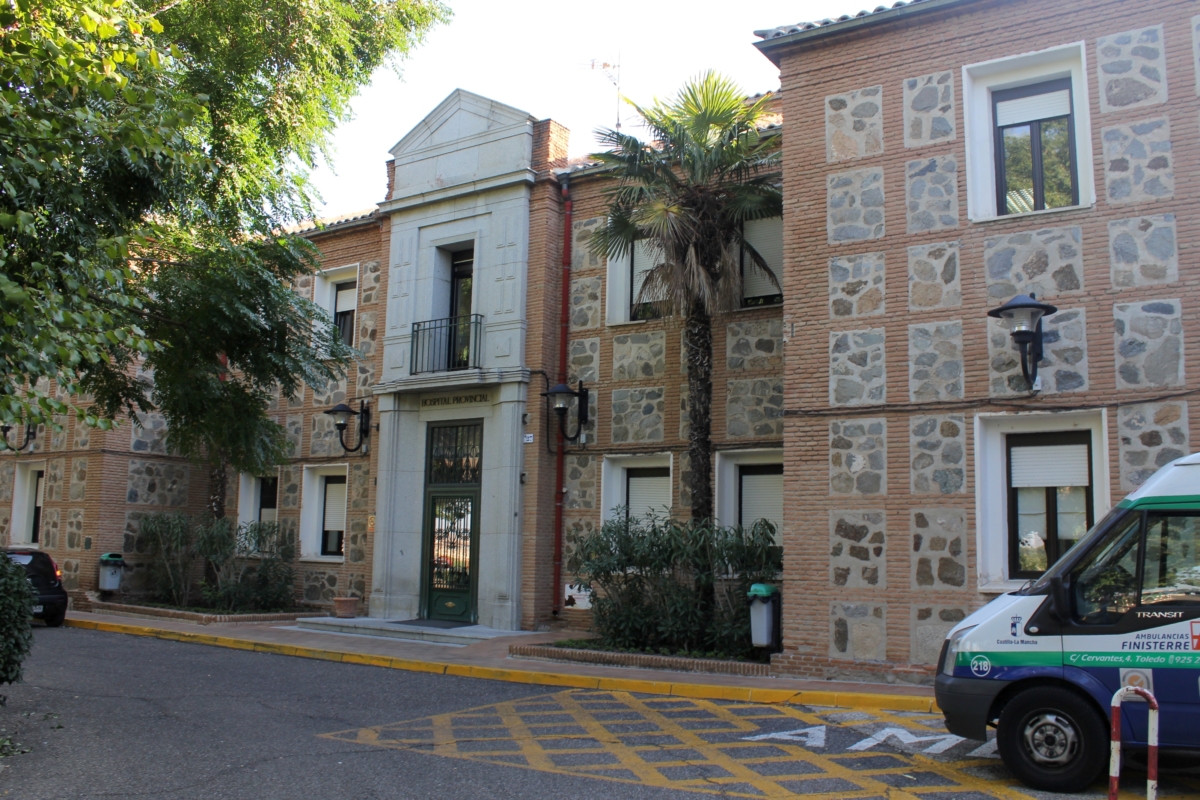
(590, 73, 782, 521)
(0, 553, 34, 703)
(1, 0, 446, 513)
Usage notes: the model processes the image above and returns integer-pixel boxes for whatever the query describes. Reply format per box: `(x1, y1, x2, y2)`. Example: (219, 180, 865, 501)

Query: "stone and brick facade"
(756, 0, 1200, 681)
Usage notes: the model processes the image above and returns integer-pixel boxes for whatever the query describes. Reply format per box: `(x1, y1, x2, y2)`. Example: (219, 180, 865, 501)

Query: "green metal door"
(423, 423, 482, 622)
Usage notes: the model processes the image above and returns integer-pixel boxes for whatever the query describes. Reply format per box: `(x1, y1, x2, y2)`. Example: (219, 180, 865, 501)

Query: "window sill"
(734, 302, 784, 315)
(978, 579, 1028, 594)
(969, 203, 1092, 225)
(300, 555, 345, 564)
(605, 319, 647, 328)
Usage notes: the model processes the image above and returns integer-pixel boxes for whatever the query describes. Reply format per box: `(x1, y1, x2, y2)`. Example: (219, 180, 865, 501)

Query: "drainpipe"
(552, 173, 572, 616)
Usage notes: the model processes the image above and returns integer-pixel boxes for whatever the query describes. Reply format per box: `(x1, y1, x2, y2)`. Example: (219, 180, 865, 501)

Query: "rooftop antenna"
(588, 56, 622, 131)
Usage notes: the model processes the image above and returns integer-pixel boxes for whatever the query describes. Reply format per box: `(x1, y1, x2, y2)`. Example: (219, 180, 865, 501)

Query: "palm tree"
(591, 72, 782, 522)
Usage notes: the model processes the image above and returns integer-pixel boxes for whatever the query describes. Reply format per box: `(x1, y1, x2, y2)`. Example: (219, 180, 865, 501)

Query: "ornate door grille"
(424, 422, 482, 621)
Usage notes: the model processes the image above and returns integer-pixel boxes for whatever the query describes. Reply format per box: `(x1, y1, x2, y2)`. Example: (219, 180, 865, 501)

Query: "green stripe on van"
(955, 651, 1062, 668)
(1118, 495, 1200, 510)
(1065, 652, 1200, 669)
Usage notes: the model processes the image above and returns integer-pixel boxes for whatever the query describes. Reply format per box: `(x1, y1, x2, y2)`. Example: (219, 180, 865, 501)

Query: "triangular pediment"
(390, 89, 534, 157)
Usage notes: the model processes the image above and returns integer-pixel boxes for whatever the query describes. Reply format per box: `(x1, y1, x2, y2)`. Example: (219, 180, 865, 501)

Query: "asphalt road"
(2, 627, 1197, 800)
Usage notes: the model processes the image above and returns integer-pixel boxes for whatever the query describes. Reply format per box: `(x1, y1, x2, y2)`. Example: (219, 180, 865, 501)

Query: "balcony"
(411, 314, 483, 375)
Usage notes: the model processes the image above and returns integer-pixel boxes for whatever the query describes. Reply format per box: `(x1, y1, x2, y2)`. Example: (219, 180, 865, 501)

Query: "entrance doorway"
(423, 422, 482, 622)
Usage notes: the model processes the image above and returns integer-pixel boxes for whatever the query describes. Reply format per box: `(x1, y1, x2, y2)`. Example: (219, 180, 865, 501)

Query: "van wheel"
(996, 686, 1106, 793)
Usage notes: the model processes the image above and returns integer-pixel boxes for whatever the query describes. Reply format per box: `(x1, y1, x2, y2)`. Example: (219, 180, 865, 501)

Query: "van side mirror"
(1049, 575, 1070, 622)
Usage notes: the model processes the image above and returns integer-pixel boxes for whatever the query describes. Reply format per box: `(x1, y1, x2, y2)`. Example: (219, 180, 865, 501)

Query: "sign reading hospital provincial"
(420, 392, 491, 408)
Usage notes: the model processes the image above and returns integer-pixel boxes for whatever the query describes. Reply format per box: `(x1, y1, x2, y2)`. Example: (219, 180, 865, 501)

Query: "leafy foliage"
(0, 0, 446, 493)
(566, 511, 781, 659)
(589, 73, 782, 520)
(199, 519, 296, 612)
(141, 512, 202, 606)
(0, 554, 35, 704)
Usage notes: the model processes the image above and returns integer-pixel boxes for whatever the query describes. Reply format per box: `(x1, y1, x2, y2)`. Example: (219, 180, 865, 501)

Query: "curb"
(64, 617, 940, 714)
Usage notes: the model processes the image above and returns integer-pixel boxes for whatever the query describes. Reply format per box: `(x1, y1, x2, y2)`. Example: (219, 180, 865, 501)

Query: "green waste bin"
(748, 583, 779, 649)
(99, 553, 126, 592)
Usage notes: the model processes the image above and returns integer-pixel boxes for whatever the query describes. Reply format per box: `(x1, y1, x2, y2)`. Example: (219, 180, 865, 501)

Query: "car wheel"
(996, 686, 1107, 793)
(43, 611, 66, 628)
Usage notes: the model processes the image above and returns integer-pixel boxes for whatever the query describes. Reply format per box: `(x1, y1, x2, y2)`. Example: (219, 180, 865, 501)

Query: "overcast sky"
(307, 0, 861, 218)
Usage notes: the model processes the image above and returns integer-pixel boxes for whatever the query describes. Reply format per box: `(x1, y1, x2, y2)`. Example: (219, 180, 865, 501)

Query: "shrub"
(566, 510, 781, 659)
(199, 521, 296, 612)
(141, 513, 201, 607)
(0, 554, 35, 704)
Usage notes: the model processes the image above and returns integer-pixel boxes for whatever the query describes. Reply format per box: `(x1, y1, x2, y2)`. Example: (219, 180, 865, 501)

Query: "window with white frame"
(334, 281, 357, 346)
(600, 455, 672, 522)
(739, 464, 783, 536)
(630, 239, 664, 321)
(10, 461, 46, 546)
(320, 475, 347, 556)
(236, 473, 280, 529)
(313, 264, 359, 346)
(299, 465, 348, 559)
(974, 411, 1108, 591)
(742, 217, 783, 307)
(963, 42, 1094, 221)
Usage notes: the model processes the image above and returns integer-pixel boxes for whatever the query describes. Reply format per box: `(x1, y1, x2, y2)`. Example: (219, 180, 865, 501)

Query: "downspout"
(552, 173, 572, 615)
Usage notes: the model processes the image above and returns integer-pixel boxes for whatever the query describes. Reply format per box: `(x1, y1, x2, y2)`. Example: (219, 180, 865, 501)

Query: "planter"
(332, 597, 359, 619)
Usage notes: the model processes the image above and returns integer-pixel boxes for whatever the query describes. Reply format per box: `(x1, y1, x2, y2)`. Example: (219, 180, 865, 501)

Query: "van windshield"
(1025, 506, 1130, 593)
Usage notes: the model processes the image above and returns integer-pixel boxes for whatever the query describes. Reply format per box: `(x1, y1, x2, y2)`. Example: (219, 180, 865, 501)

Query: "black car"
(6, 549, 68, 627)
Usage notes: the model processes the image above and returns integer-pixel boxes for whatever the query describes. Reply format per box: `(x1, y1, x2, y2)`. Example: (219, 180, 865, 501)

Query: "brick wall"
(766, 0, 1200, 680)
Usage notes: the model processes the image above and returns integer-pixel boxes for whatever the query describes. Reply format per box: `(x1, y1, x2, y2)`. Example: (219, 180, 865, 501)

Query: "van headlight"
(942, 626, 976, 676)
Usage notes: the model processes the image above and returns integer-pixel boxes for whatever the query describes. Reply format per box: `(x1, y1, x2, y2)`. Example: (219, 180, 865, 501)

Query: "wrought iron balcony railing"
(411, 314, 483, 374)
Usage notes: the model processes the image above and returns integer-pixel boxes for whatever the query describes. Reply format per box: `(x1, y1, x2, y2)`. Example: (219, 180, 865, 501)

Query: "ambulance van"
(936, 452, 1200, 792)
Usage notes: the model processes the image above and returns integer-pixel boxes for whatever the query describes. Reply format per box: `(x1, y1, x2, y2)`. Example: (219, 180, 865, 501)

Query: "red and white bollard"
(1109, 685, 1158, 800)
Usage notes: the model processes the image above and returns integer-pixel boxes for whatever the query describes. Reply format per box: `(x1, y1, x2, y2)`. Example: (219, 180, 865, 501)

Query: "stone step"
(295, 616, 538, 646)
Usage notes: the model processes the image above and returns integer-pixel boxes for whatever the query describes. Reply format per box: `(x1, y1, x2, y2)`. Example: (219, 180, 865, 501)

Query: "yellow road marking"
(321, 690, 1200, 800)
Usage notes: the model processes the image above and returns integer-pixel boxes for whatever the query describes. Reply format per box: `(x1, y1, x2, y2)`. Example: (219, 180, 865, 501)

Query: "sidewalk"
(63, 612, 938, 713)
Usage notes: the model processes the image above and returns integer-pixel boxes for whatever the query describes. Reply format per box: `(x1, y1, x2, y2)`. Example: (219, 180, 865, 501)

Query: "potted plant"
(332, 589, 359, 619)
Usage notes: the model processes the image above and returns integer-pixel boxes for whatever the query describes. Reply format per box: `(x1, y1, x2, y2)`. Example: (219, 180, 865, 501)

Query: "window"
(30, 470, 44, 545)
(625, 467, 670, 521)
(742, 217, 783, 307)
(1141, 513, 1200, 606)
(320, 475, 347, 556)
(962, 42, 1095, 220)
(993, 80, 1077, 214)
(1071, 510, 1141, 624)
(334, 281, 357, 346)
(739, 464, 783, 540)
(630, 239, 663, 321)
(1007, 432, 1093, 578)
(258, 476, 278, 524)
(450, 249, 473, 318)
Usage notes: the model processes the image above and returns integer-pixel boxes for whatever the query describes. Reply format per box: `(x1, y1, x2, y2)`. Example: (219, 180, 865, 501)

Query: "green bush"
(143, 514, 296, 611)
(566, 510, 781, 659)
(141, 513, 201, 607)
(0, 554, 35, 704)
(199, 520, 296, 612)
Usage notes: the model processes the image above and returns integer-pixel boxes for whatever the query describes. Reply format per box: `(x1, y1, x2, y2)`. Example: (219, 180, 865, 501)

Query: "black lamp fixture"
(324, 400, 371, 452)
(987, 293, 1058, 393)
(541, 381, 589, 443)
(0, 424, 36, 452)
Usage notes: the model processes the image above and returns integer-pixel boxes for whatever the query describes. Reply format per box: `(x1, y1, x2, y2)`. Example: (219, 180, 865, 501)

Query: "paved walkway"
(64, 611, 937, 712)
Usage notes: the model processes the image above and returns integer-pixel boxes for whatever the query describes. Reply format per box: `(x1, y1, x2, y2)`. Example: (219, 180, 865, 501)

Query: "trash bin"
(99, 553, 126, 592)
(748, 583, 779, 649)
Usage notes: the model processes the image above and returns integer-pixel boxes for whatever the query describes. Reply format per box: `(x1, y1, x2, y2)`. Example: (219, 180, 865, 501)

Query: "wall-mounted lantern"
(0, 424, 36, 452)
(324, 400, 371, 452)
(986, 293, 1058, 393)
(541, 381, 589, 443)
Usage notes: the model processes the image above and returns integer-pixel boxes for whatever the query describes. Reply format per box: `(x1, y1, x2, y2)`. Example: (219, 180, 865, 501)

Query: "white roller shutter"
(1010, 444, 1089, 487)
(743, 216, 783, 300)
(740, 470, 783, 540)
(627, 470, 671, 519)
(996, 89, 1071, 126)
(322, 478, 347, 532)
(335, 284, 357, 313)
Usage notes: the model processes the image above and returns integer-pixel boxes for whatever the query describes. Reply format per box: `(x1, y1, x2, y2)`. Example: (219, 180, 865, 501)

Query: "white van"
(936, 452, 1200, 792)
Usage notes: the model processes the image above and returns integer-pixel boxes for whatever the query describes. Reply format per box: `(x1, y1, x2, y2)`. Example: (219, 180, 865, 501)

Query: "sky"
(307, 0, 861, 219)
